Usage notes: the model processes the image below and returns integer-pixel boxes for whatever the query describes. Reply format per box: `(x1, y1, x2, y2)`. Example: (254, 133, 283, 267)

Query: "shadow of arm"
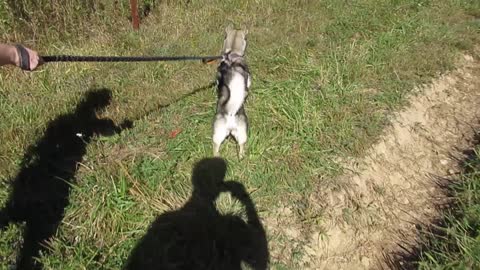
(223, 180, 269, 269)
(223, 181, 262, 228)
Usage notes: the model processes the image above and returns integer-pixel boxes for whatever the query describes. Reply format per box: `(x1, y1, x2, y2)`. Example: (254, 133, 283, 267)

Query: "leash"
(41, 55, 223, 64)
(15, 44, 222, 70)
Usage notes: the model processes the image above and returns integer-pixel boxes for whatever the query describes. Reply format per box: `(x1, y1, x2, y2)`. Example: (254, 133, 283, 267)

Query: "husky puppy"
(213, 25, 251, 158)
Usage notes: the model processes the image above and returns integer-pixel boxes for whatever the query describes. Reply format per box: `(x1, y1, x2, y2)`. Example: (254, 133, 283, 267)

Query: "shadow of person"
(124, 157, 269, 270)
(0, 88, 132, 269)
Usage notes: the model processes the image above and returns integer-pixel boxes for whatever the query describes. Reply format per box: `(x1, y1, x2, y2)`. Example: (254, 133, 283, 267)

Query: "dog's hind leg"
(213, 116, 229, 157)
(232, 116, 248, 159)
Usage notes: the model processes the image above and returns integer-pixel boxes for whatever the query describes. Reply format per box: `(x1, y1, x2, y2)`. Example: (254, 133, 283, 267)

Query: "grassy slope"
(0, 0, 479, 268)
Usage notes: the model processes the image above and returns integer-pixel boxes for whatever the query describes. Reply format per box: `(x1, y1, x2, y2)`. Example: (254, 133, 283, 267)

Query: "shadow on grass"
(131, 82, 216, 121)
(124, 157, 269, 270)
(0, 88, 132, 269)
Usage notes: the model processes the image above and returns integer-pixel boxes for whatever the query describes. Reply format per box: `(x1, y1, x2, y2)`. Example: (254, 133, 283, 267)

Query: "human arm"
(223, 181, 262, 227)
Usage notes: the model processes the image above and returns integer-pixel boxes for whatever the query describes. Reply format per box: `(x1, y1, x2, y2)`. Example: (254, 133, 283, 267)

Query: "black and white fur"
(213, 28, 251, 158)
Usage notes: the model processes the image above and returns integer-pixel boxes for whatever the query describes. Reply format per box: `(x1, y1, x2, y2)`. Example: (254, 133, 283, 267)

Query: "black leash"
(41, 55, 224, 63)
(15, 44, 223, 70)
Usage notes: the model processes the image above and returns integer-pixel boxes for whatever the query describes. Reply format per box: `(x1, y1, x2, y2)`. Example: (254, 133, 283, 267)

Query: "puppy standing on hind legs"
(213, 25, 251, 159)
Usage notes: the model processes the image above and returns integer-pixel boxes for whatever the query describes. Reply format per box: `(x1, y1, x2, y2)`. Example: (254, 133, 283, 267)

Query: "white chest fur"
(225, 71, 246, 116)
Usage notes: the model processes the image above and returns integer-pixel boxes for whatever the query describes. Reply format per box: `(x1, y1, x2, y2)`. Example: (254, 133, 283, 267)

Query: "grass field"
(0, 0, 479, 269)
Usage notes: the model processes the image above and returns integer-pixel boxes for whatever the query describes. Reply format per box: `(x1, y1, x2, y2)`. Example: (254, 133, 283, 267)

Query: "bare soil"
(266, 53, 480, 269)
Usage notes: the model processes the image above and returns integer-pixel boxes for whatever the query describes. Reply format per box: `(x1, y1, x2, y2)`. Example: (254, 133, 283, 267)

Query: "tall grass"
(0, 0, 158, 43)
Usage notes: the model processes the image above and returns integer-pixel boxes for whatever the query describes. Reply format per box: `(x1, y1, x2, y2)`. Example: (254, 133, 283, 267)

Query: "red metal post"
(130, 0, 140, 30)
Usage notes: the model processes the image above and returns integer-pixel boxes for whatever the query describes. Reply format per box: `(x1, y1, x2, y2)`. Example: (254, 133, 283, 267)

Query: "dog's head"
(222, 24, 248, 57)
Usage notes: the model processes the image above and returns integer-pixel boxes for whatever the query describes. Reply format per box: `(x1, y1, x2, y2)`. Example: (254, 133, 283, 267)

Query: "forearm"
(224, 181, 262, 226)
(0, 44, 18, 66)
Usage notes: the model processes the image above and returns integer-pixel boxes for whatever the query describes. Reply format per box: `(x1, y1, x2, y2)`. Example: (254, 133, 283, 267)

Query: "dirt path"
(265, 53, 480, 269)
(305, 53, 480, 269)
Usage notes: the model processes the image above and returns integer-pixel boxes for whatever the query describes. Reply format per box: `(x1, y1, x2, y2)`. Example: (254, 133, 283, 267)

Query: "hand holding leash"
(0, 44, 43, 71)
(14, 44, 43, 71)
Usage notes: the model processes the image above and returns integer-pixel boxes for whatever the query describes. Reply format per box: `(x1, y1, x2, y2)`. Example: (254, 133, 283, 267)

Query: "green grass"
(0, 0, 479, 269)
(417, 147, 480, 269)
